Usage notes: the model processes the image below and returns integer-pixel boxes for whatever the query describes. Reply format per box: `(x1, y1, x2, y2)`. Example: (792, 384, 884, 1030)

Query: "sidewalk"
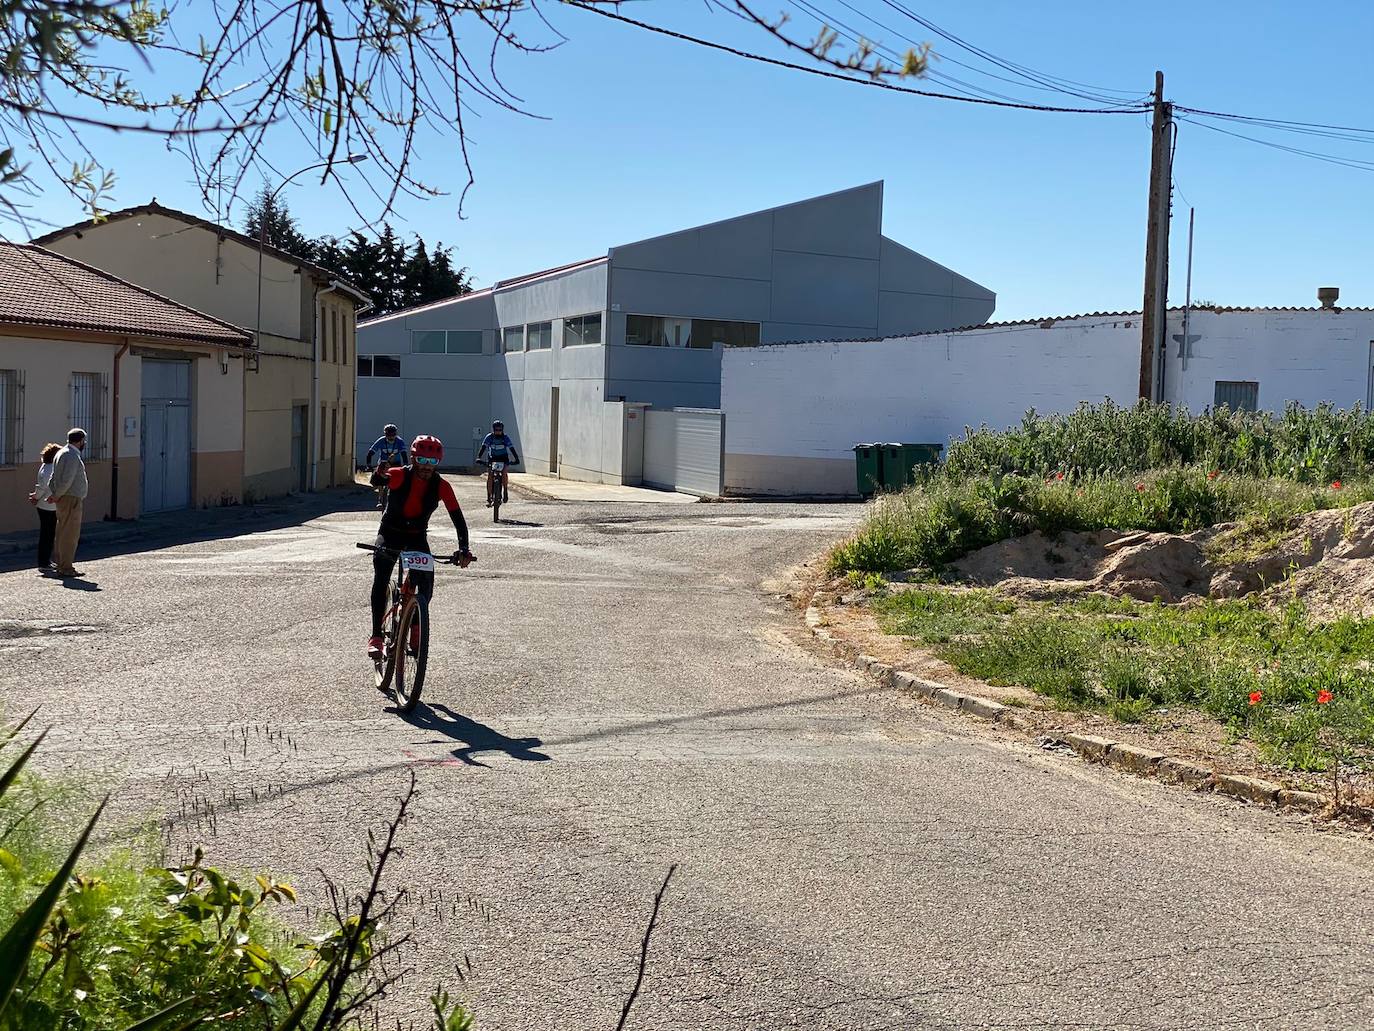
(507, 473, 699, 504)
(0, 486, 373, 568)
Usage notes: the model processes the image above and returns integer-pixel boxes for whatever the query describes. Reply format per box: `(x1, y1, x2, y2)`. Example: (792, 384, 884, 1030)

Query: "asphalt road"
(5, 477, 1374, 1030)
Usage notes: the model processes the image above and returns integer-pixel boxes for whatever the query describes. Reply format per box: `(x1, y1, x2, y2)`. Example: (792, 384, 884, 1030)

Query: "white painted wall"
(723, 308, 1374, 496)
(722, 315, 1140, 494)
(1161, 309, 1374, 412)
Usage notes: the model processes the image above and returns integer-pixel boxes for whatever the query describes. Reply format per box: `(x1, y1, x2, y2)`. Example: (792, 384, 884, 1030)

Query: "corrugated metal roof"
(764, 305, 1374, 346)
(0, 243, 253, 347)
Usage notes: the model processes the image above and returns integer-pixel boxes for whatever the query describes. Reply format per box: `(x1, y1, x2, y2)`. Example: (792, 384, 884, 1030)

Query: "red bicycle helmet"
(411, 434, 444, 463)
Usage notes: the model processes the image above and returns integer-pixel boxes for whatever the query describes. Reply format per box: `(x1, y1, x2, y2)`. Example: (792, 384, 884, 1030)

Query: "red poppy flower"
(1248, 691, 1262, 706)
(1332, 480, 1343, 490)
(1056, 472, 1065, 481)
(1207, 470, 1219, 481)
(1317, 689, 1334, 705)
(1135, 482, 1146, 492)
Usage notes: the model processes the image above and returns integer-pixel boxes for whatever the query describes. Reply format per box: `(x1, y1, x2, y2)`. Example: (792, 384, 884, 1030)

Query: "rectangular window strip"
(503, 326, 525, 353)
(625, 314, 759, 348)
(413, 330, 484, 354)
(527, 322, 553, 350)
(0, 369, 23, 466)
(564, 313, 603, 346)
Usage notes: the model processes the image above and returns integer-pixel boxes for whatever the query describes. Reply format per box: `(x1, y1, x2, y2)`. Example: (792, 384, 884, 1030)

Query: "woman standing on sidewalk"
(27, 442, 61, 572)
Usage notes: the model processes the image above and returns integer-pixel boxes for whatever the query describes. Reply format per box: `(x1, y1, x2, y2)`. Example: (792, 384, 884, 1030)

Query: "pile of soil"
(950, 501, 1374, 616)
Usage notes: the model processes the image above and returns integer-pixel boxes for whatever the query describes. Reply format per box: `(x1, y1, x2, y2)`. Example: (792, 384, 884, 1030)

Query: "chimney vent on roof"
(1318, 286, 1340, 310)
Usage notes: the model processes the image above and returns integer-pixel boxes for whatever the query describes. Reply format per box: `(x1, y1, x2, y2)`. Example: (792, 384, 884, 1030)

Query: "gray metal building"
(356, 182, 994, 491)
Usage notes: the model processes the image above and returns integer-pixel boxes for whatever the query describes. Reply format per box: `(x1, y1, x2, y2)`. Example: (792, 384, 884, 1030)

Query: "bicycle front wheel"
(392, 593, 430, 713)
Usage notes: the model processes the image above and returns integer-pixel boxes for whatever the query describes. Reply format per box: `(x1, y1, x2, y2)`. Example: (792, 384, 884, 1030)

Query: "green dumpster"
(881, 443, 944, 491)
(877, 443, 904, 491)
(853, 444, 882, 498)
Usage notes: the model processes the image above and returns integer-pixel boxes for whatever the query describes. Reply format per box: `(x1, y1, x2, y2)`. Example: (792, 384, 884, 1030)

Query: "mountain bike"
(478, 458, 514, 522)
(357, 542, 469, 713)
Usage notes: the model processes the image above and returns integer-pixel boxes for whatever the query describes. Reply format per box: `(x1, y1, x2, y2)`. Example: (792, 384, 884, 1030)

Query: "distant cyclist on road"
(368, 434, 473, 659)
(476, 420, 520, 507)
(365, 424, 408, 508)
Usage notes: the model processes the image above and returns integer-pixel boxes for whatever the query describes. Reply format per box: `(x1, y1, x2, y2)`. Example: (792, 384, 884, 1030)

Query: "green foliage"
(831, 467, 1371, 574)
(0, 728, 474, 1030)
(874, 589, 1374, 770)
(240, 191, 473, 315)
(944, 399, 1374, 485)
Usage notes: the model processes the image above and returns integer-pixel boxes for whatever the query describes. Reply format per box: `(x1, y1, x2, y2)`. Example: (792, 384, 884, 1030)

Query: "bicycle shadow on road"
(401, 701, 552, 767)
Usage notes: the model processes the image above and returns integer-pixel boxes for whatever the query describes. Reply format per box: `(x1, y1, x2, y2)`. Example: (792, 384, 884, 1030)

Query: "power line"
(1178, 116, 1374, 173)
(570, 4, 1151, 115)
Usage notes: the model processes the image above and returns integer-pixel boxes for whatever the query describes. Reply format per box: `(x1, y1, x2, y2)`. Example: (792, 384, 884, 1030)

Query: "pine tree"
(242, 183, 315, 260)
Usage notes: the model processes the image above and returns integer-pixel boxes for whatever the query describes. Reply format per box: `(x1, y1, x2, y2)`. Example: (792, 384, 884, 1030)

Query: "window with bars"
(70, 371, 107, 459)
(0, 369, 23, 466)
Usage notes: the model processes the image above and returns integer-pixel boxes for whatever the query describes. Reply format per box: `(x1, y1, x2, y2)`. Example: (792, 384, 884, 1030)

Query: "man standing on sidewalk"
(46, 428, 89, 578)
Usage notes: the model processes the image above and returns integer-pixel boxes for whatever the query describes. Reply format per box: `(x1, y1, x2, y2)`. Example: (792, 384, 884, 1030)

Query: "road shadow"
(58, 577, 101, 592)
(491, 518, 543, 528)
(0, 488, 376, 573)
(402, 701, 552, 767)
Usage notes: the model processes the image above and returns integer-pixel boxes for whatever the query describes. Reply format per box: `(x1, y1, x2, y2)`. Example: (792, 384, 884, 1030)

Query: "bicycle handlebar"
(355, 542, 470, 564)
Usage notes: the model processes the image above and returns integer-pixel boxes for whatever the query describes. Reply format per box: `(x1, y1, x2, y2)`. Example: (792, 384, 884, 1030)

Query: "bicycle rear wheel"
(392, 593, 430, 713)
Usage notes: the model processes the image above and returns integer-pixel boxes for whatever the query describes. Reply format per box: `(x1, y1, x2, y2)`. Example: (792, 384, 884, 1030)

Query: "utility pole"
(1138, 70, 1174, 401)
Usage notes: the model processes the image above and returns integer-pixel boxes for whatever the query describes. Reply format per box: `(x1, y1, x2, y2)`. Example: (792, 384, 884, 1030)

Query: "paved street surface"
(5, 476, 1374, 1030)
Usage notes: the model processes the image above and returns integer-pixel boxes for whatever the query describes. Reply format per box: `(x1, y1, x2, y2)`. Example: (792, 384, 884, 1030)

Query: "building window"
(527, 321, 552, 350)
(0, 369, 22, 466)
(1214, 380, 1259, 412)
(70, 371, 107, 459)
(503, 326, 524, 353)
(331, 309, 340, 363)
(564, 313, 602, 347)
(447, 331, 483, 354)
(358, 356, 373, 377)
(692, 318, 760, 348)
(372, 356, 402, 378)
(414, 331, 447, 353)
(625, 314, 758, 348)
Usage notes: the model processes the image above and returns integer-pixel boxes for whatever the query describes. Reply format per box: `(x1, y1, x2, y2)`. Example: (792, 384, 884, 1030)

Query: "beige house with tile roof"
(0, 243, 254, 534)
(35, 202, 371, 501)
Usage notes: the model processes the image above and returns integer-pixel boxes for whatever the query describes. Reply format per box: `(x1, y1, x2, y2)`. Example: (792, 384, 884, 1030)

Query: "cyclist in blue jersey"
(365, 424, 409, 508)
(476, 420, 520, 507)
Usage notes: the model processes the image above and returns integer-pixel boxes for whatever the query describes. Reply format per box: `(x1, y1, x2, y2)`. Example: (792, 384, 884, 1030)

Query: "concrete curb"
(804, 594, 1369, 824)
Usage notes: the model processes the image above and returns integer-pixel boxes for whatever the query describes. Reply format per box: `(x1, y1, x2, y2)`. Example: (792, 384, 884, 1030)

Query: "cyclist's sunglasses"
(413, 456, 440, 466)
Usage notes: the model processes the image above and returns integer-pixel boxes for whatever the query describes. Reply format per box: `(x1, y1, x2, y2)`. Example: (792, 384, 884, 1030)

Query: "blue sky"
(19, 1, 1374, 320)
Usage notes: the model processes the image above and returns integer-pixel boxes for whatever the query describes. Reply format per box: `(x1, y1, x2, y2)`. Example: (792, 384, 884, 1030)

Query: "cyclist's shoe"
(485, 497, 492, 507)
(367, 635, 384, 660)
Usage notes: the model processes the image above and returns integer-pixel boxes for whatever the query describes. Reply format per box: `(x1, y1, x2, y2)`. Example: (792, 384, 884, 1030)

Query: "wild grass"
(830, 467, 1371, 574)
(875, 588, 1374, 770)
(944, 399, 1374, 484)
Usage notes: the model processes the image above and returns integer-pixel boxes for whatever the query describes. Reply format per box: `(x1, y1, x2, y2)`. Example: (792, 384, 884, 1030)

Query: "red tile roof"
(0, 243, 254, 347)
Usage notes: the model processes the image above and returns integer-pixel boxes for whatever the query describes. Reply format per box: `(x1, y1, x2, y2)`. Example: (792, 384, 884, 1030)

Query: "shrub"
(943, 399, 1374, 484)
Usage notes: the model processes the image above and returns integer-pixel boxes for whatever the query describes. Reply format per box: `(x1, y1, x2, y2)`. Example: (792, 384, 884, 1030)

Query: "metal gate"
(643, 408, 725, 496)
(140, 359, 192, 512)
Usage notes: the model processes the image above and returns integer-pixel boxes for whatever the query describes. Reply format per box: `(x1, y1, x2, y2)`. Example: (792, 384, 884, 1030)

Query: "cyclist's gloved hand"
(455, 549, 475, 568)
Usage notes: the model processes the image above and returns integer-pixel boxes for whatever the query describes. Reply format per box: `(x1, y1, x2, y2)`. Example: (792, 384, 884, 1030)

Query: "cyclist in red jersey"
(368, 434, 473, 658)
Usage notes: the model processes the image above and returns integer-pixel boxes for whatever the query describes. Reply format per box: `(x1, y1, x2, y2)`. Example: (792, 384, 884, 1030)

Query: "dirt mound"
(951, 502, 1374, 613)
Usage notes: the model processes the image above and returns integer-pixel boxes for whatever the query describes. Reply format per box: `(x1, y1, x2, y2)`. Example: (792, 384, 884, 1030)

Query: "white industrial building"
(356, 182, 994, 494)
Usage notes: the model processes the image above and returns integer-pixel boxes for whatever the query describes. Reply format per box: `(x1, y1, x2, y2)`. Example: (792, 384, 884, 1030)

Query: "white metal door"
(643, 408, 724, 496)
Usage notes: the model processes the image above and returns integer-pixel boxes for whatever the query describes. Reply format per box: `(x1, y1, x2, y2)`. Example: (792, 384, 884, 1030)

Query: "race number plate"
(490, 461, 506, 472)
(401, 551, 433, 571)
